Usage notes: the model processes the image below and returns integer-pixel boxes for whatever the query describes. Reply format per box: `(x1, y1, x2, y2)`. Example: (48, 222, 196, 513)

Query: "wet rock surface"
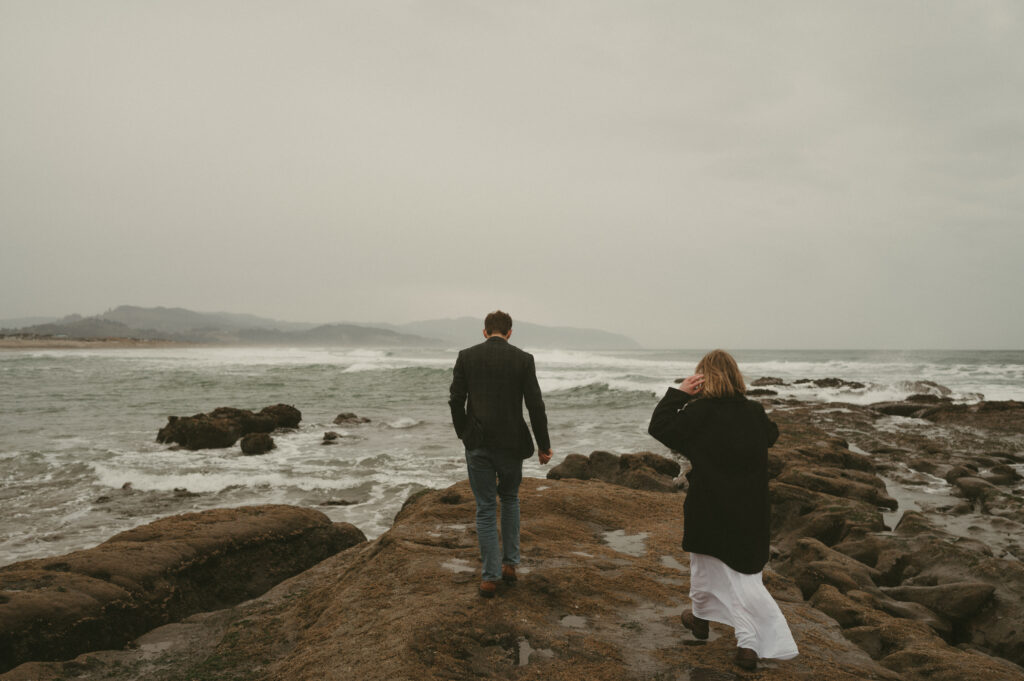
(0, 506, 365, 673)
(763, 395, 1024, 676)
(6, 389, 1024, 680)
(156, 404, 302, 450)
(5, 481, 904, 681)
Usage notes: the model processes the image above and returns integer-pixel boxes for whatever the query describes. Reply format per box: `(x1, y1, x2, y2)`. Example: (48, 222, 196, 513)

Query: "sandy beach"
(0, 337, 197, 350)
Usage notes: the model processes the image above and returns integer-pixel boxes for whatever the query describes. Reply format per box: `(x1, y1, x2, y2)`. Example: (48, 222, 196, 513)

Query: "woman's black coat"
(648, 388, 779, 574)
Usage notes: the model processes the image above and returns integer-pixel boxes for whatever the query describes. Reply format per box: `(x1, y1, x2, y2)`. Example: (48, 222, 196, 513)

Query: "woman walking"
(648, 349, 798, 671)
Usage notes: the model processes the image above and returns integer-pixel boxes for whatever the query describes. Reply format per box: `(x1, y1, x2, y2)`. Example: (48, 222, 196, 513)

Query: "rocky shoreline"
(2, 391, 1023, 680)
(0, 507, 366, 673)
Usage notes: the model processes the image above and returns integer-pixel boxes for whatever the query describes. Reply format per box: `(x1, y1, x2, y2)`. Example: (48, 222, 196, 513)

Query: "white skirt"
(689, 552, 799, 660)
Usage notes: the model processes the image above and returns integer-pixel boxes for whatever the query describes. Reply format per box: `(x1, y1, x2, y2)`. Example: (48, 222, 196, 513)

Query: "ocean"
(2, 346, 1023, 567)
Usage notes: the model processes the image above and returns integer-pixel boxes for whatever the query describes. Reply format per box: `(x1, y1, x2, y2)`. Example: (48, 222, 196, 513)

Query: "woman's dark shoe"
(501, 565, 517, 584)
(735, 647, 758, 671)
(479, 581, 497, 598)
(680, 610, 709, 640)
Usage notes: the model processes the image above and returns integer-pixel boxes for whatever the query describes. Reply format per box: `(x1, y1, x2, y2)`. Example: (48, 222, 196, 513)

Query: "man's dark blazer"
(449, 336, 550, 459)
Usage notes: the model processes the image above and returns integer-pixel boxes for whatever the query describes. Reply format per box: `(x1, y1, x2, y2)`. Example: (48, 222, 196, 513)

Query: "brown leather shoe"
(501, 564, 517, 584)
(735, 647, 758, 671)
(479, 580, 498, 598)
(680, 610, 709, 640)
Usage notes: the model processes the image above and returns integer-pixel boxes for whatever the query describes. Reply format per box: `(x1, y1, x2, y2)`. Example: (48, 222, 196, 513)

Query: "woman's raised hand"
(679, 373, 704, 395)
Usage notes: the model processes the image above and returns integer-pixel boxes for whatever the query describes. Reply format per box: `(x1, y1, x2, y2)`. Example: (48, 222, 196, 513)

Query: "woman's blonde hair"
(695, 349, 746, 398)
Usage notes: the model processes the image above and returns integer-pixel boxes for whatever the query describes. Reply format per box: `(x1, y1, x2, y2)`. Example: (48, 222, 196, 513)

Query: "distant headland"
(0, 306, 641, 350)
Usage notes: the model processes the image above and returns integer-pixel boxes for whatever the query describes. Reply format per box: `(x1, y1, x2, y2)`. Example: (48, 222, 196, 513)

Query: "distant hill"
(99, 306, 317, 333)
(4, 306, 437, 346)
(237, 324, 434, 346)
(2, 307, 640, 349)
(381, 317, 641, 350)
(5, 317, 161, 340)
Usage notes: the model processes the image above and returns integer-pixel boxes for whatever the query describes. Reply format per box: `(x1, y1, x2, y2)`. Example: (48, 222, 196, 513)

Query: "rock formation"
(11, 470, 1022, 681)
(240, 432, 276, 455)
(333, 412, 371, 425)
(546, 450, 683, 493)
(0, 506, 365, 672)
(156, 404, 301, 450)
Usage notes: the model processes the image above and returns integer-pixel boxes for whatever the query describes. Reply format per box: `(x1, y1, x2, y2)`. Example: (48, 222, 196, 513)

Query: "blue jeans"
(465, 448, 522, 582)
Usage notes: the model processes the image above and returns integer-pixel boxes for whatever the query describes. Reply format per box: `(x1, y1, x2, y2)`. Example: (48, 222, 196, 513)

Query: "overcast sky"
(1, 1, 1022, 349)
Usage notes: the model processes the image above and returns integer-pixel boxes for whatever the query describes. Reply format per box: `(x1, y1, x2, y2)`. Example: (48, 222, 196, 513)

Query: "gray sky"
(2, 1, 1022, 349)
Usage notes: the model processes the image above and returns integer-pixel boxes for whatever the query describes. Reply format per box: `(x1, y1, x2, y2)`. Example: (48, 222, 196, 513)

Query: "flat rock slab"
(0, 505, 364, 672)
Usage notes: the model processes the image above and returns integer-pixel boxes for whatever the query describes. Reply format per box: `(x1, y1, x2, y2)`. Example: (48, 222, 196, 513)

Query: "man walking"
(449, 310, 553, 598)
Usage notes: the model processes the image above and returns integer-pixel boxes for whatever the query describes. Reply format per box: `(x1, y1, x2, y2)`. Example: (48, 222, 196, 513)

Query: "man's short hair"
(484, 310, 513, 336)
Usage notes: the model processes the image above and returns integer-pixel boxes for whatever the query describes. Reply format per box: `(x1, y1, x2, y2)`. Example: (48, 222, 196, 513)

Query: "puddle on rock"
(661, 555, 688, 572)
(518, 637, 555, 666)
(559, 615, 587, 629)
(429, 523, 471, 537)
(678, 667, 741, 680)
(617, 602, 722, 675)
(440, 558, 475, 573)
(862, 451, 1024, 559)
(870, 458, 954, 528)
(602, 529, 648, 557)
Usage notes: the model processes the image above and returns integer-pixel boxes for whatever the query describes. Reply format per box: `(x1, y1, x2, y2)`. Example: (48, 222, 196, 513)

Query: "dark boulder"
(943, 465, 976, 484)
(547, 451, 681, 493)
(240, 433, 276, 455)
(619, 452, 681, 478)
(156, 414, 241, 450)
(751, 376, 786, 386)
(781, 538, 882, 598)
(546, 453, 592, 481)
(983, 464, 1022, 486)
(208, 407, 277, 433)
(748, 388, 778, 396)
(334, 412, 371, 425)
(157, 404, 302, 450)
(952, 476, 999, 501)
(259, 403, 302, 429)
(793, 377, 866, 389)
